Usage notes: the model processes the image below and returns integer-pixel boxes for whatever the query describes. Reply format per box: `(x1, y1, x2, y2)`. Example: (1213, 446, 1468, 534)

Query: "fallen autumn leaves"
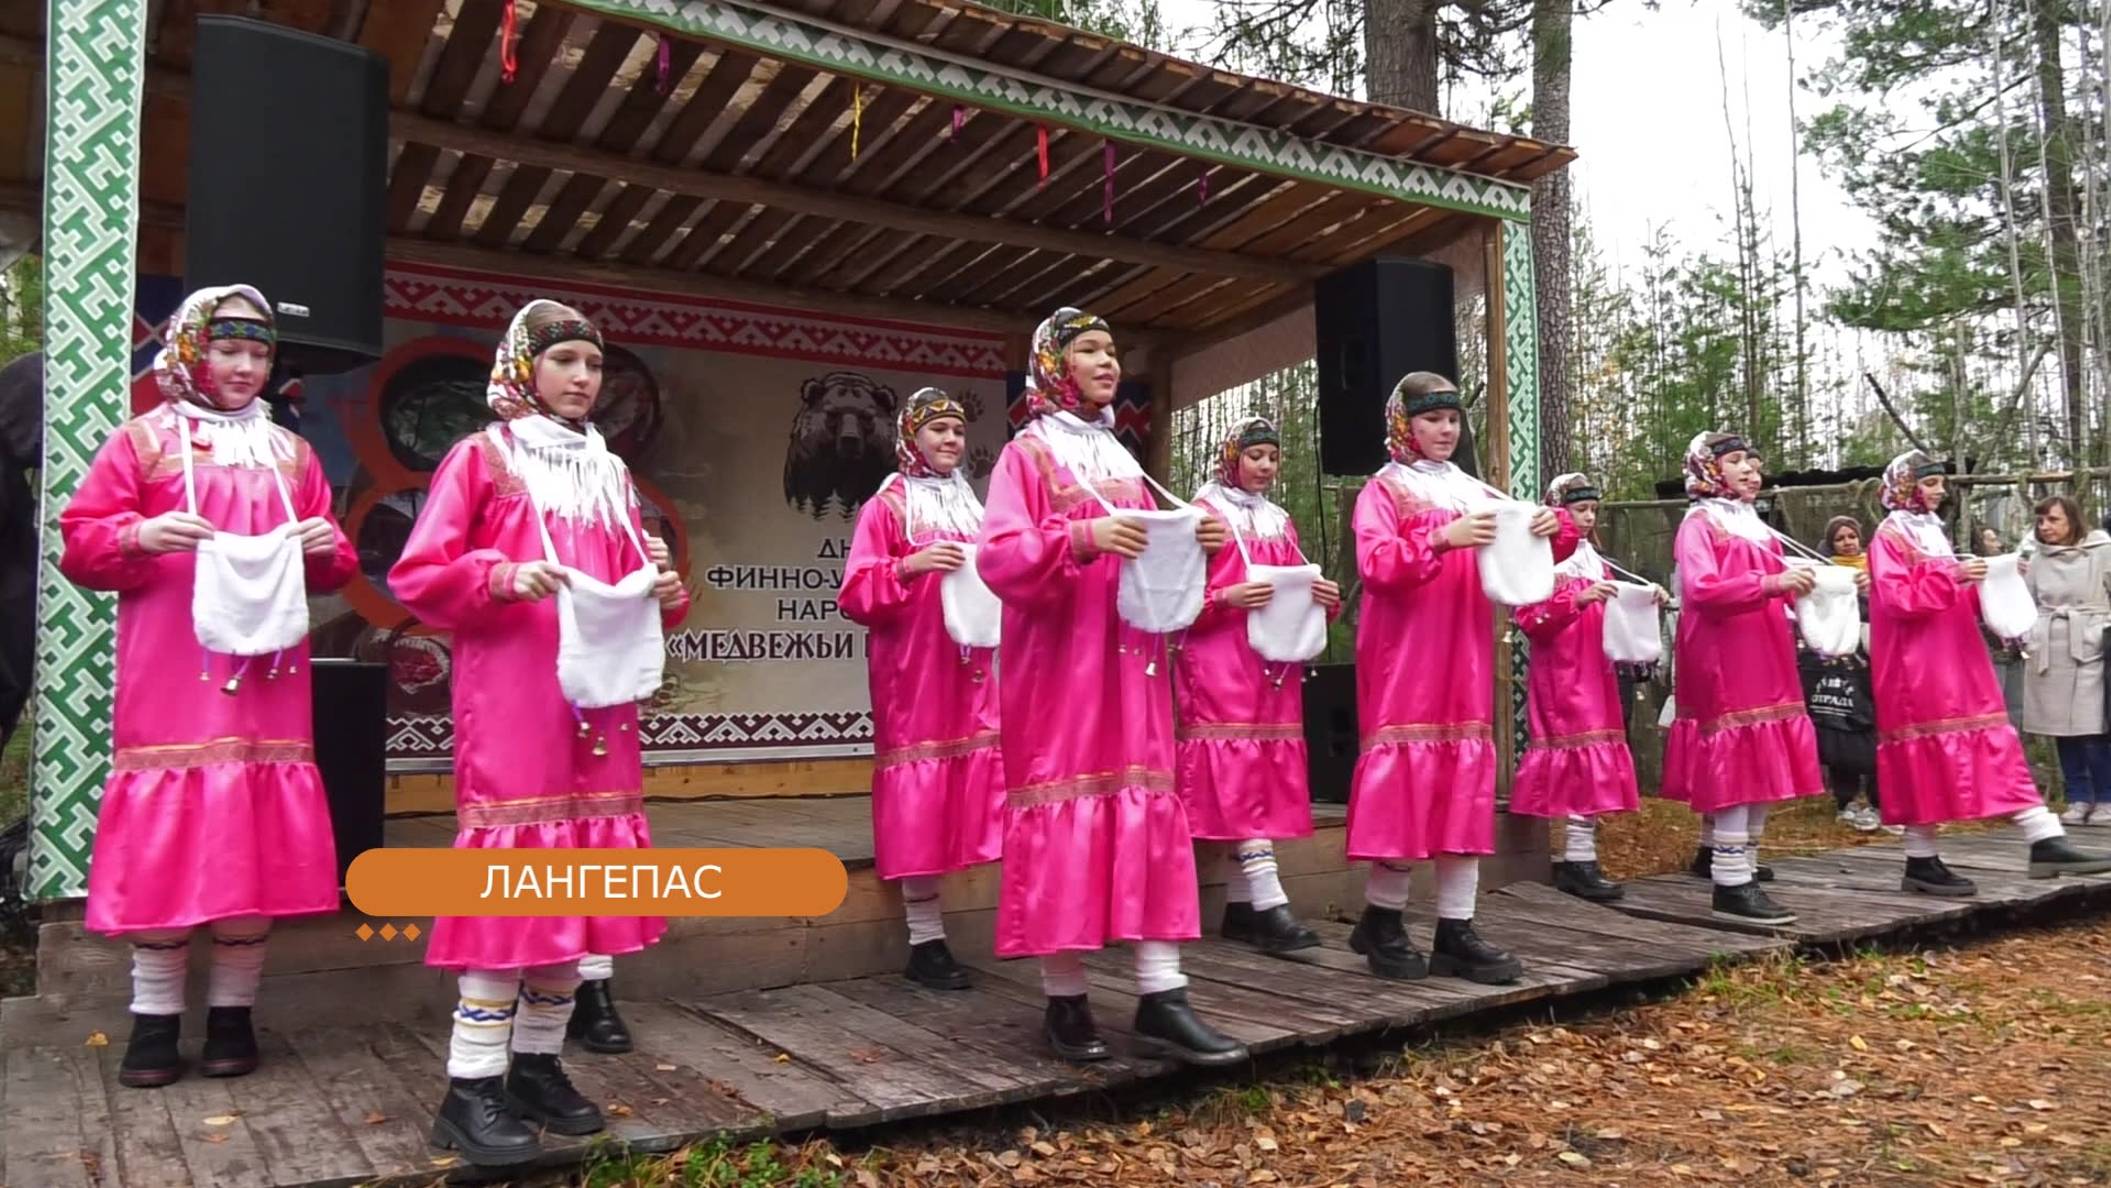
(719, 914, 2111, 1187)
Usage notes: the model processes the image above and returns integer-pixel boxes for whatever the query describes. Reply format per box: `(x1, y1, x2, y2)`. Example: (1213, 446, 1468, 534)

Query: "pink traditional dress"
(839, 394, 1003, 881)
(1176, 438, 1321, 844)
(1661, 438, 1822, 814)
(978, 321, 1198, 959)
(1510, 477, 1640, 822)
(62, 285, 355, 936)
(1868, 455, 2043, 826)
(1345, 452, 1497, 863)
(389, 306, 686, 972)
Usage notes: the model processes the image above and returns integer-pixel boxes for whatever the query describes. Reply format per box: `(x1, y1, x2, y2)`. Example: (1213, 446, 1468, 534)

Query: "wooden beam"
(389, 110, 1322, 284)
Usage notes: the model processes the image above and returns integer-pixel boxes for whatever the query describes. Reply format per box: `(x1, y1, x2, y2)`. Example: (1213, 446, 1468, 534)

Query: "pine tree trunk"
(2031, 0, 2087, 465)
(1366, 0, 1443, 113)
(1531, 0, 1573, 482)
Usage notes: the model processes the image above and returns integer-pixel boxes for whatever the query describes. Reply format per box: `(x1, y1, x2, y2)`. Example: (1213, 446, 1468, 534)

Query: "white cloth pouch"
(1117, 507, 1206, 634)
(1476, 500, 1555, 606)
(556, 564, 665, 709)
(192, 524, 310, 656)
(1602, 583, 1663, 665)
(1980, 553, 2035, 639)
(1794, 564, 1862, 658)
(1245, 562, 1327, 663)
(941, 542, 1003, 649)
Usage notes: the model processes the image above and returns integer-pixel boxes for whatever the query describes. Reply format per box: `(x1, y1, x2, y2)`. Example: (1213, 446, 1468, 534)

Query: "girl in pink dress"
(389, 301, 688, 1167)
(1663, 430, 1824, 926)
(62, 285, 356, 1089)
(1866, 450, 2111, 891)
(1179, 416, 1340, 952)
(1347, 373, 1558, 985)
(978, 307, 1245, 1067)
(1511, 472, 1649, 902)
(840, 387, 1004, 990)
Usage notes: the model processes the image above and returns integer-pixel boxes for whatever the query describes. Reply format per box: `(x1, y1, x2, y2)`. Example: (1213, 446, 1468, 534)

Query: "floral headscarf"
(1382, 372, 1463, 464)
(487, 299, 605, 422)
(896, 387, 969, 478)
(1683, 430, 1754, 500)
(152, 284, 275, 409)
(1215, 416, 1282, 487)
(1544, 472, 1601, 508)
(1026, 307, 1111, 417)
(1880, 450, 1946, 513)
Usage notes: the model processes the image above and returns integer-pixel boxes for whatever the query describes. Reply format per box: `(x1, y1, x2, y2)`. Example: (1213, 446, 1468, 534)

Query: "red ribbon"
(1103, 141, 1116, 225)
(499, 0, 519, 84)
(1036, 126, 1049, 186)
(656, 35, 671, 95)
(1199, 169, 1209, 204)
(951, 105, 965, 140)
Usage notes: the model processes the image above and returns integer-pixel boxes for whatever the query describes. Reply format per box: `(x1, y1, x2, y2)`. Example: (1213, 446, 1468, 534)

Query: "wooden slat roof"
(1, 0, 1576, 339)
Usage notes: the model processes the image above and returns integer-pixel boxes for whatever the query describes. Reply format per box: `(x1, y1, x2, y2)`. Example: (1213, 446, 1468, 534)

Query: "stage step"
(4, 796, 1550, 1049)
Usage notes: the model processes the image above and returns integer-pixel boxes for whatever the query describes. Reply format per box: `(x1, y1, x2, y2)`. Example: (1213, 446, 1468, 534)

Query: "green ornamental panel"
(573, 0, 1533, 220)
(31, 0, 150, 899)
(1503, 221, 1542, 752)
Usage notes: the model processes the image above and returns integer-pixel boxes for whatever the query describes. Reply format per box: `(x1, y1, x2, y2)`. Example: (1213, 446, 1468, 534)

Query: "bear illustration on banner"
(783, 370, 898, 520)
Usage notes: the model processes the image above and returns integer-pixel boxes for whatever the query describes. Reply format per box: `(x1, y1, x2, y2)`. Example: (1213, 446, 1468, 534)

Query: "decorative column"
(30, 0, 150, 899)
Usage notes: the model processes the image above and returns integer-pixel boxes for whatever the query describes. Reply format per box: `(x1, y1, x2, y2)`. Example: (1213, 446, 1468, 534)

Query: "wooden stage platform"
(4, 827, 2107, 1188)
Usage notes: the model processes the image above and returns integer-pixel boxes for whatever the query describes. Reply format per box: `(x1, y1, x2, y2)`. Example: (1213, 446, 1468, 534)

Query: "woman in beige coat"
(2022, 495, 2111, 825)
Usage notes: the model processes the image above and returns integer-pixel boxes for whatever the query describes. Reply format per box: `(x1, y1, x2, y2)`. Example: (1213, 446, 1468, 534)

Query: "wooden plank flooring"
(4, 829, 2107, 1188)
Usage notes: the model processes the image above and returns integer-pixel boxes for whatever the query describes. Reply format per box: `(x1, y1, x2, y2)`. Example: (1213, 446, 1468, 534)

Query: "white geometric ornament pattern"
(32, 0, 150, 900)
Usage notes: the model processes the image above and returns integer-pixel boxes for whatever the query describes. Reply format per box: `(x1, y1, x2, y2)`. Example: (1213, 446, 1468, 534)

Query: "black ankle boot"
(1711, 881, 1797, 925)
(1226, 903, 1319, 953)
(1347, 905, 1428, 980)
(565, 979, 632, 1054)
(1133, 989, 1250, 1067)
(905, 939, 972, 990)
(432, 1076, 542, 1166)
(1429, 918, 1523, 985)
(506, 1052, 604, 1136)
(2028, 837, 2111, 879)
(199, 1006, 259, 1078)
(1043, 995, 1109, 1063)
(1552, 860, 1625, 902)
(1901, 855, 1977, 897)
(118, 1012, 184, 1089)
(1690, 846, 1773, 881)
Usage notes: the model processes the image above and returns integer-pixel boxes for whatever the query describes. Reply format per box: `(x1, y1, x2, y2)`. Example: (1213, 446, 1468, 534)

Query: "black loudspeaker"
(186, 16, 388, 374)
(1301, 663, 1358, 804)
(311, 659, 388, 884)
(1315, 258, 1459, 476)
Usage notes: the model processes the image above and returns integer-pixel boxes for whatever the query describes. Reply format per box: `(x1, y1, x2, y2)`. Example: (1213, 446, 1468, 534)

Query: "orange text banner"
(345, 848, 849, 917)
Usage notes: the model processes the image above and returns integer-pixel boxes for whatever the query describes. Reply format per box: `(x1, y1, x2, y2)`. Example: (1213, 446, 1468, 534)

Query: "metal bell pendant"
(1144, 659, 1158, 678)
(220, 675, 242, 696)
(576, 719, 592, 740)
(592, 734, 609, 757)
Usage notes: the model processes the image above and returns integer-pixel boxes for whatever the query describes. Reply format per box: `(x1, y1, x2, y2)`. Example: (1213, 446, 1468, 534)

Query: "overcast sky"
(1158, 0, 1880, 289)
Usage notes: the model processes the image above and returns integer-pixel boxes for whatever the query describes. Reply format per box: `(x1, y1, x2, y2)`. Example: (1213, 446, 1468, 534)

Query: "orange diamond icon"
(379, 924, 399, 941)
(355, 924, 374, 941)
(403, 924, 422, 941)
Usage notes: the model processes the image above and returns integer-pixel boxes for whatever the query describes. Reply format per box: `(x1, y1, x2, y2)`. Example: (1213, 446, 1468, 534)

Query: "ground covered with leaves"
(571, 905, 2111, 1188)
